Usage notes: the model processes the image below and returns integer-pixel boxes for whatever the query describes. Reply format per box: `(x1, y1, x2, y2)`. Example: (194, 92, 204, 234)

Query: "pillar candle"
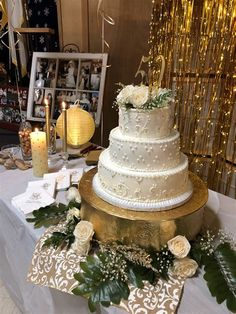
(62, 101, 67, 152)
(30, 129, 48, 177)
(45, 99, 50, 147)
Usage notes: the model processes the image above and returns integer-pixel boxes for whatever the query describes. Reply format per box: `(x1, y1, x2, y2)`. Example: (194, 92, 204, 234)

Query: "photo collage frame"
(27, 52, 108, 126)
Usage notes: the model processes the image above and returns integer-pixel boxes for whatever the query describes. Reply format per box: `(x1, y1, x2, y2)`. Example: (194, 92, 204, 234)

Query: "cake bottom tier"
(94, 150, 192, 211)
(79, 169, 208, 251)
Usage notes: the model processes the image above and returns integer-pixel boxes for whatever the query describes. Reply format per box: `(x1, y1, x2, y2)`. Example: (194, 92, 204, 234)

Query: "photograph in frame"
(57, 59, 78, 89)
(27, 52, 108, 126)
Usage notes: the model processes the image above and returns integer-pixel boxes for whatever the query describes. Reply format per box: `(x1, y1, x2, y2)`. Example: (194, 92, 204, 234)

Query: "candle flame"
(62, 101, 67, 110)
(45, 98, 49, 106)
(35, 128, 39, 132)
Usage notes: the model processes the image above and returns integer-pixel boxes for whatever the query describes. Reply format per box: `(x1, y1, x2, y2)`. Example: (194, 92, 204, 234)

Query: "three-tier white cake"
(93, 94, 193, 211)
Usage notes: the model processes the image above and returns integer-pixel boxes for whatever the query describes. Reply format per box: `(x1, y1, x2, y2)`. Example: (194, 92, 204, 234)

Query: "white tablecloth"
(0, 159, 235, 314)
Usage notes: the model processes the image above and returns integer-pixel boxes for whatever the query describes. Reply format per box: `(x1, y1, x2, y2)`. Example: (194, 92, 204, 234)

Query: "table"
(0, 159, 235, 314)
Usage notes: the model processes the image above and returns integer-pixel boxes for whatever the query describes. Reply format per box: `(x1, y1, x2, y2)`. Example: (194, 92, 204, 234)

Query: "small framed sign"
(27, 52, 108, 126)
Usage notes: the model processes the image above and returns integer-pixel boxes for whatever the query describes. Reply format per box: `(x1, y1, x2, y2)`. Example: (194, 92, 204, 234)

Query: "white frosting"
(119, 106, 173, 139)
(96, 150, 191, 208)
(93, 105, 193, 211)
(93, 174, 192, 211)
(109, 127, 180, 171)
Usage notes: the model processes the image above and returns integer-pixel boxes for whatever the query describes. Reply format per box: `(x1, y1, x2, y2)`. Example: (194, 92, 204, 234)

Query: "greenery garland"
(27, 204, 236, 313)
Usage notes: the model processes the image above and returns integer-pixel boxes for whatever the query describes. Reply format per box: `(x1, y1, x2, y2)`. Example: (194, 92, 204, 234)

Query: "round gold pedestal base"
(79, 169, 208, 250)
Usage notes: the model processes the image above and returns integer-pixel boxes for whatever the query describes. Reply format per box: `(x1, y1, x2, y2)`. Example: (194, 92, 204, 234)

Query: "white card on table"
(68, 168, 84, 184)
(27, 179, 56, 198)
(11, 187, 55, 215)
(44, 170, 70, 191)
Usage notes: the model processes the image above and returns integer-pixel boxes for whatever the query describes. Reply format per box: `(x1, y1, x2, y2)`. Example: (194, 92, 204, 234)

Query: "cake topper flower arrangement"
(116, 84, 174, 109)
(116, 55, 174, 110)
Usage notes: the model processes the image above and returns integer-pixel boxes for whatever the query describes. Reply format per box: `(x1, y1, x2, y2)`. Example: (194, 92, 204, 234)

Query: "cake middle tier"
(109, 127, 180, 171)
(94, 149, 192, 210)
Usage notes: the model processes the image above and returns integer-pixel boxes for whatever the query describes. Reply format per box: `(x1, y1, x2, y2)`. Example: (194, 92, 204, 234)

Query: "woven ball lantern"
(56, 107, 95, 147)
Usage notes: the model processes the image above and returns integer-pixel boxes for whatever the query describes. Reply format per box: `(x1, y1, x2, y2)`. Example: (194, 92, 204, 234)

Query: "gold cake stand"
(79, 168, 208, 250)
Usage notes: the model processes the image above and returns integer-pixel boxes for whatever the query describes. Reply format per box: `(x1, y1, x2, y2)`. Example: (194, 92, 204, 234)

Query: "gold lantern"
(56, 107, 95, 147)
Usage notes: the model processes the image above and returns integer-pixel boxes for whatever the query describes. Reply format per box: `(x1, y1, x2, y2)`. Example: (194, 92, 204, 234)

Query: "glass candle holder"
(18, 121, 32, 160)
(43, 123, 57, 155)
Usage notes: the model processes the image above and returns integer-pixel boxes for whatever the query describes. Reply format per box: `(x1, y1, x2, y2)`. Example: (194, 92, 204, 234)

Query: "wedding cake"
(93, 85, 193, 211)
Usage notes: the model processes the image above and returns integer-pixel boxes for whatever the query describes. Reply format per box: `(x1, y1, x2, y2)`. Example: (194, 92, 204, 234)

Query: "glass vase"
(18, 121, 32, 160)
(43, 123, 57, 155)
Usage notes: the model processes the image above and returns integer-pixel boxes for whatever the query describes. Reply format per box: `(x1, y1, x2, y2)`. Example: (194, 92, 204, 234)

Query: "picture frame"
(27, 52, 108, 126)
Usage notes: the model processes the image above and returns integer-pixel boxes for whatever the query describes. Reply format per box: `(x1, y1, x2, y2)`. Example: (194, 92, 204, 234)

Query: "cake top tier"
(116, 85, 174, 110)
(119, 106, 174, 139)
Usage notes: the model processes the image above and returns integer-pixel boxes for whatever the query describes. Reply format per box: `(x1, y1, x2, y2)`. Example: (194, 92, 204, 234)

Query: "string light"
(149, 0, 236, 197)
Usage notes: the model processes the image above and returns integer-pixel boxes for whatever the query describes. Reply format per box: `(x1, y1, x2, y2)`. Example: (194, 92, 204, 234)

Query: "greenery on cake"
(116, 84, 174, 110)
(27, 193, 236, 313)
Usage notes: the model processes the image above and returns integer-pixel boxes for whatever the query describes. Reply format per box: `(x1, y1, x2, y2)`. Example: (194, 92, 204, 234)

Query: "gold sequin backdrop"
(149, 0, 236, 197)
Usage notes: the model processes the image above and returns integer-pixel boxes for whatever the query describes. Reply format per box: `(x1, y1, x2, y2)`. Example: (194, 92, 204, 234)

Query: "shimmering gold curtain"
(149, 0, 236, 197)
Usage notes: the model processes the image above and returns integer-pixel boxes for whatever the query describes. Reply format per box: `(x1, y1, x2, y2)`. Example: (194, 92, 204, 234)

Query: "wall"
(58, 0, 153, 146)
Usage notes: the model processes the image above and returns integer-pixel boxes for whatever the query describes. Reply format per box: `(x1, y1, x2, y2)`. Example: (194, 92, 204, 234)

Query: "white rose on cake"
(129, 85, 149, 108)
(167, 235, 191, 258)
(116, 85, 135, 106)
(170, 257, 198, 278)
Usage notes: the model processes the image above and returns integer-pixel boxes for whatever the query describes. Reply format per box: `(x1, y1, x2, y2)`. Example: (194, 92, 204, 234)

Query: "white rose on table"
(116, 85, 135, 106)
(66, 187, 81, 203)
(72, 221, 94, 256)
(72, 241, 91, 256)
(167, 235, 191, 258)
(170, 257, 198, 278)
(129, 85, 149, 108)
(66, 207, 80, 222)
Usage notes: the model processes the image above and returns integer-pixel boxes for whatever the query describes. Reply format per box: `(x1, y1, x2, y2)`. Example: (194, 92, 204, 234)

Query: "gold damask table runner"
(27, 225, 185, 314)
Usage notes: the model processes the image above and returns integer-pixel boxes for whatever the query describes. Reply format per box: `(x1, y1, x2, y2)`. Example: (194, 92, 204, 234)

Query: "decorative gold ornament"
(79, 168, 208, 251)
(149, 0, 236, 197)
(56, 107, 95, 147)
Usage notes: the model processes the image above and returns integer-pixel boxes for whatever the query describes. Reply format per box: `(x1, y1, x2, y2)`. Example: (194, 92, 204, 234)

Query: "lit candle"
(62, 101, 67, 152)
(30, 128, 48, 177)
(45, 98, 50, 147)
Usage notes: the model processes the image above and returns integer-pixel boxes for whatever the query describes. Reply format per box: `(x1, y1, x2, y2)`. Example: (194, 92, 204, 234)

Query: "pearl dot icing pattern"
(94, 106, 193, 211)
(109, 128, 181, 171)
